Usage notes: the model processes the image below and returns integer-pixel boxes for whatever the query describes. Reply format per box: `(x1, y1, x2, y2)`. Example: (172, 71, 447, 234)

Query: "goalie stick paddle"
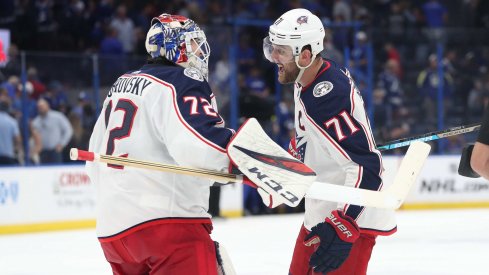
(305, 141, 431, 209)
(377, 123, 480, 151)
(72, 142, 430, 209)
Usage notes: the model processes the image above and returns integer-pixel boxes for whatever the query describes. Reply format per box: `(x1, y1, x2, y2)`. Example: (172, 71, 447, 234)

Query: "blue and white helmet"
(145, 14, 210, 79)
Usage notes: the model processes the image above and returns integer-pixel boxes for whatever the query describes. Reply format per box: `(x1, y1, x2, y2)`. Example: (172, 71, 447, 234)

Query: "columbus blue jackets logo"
(297, 16, 308, 25)
(313, 81, 333, 97)
(184, 67, 204, 81)
(290, 135, 307, 162)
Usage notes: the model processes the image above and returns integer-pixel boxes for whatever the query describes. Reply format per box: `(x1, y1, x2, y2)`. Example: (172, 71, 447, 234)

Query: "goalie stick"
(71, 141, 430, 209)
(377, 123, 480, 151)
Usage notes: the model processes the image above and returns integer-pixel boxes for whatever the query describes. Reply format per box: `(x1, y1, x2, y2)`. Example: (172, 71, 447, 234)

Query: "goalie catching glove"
(227, 118, 316, 208)
(304, 210, 360, 274)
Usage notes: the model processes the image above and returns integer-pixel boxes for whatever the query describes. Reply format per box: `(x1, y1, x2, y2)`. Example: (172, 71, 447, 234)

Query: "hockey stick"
(377, 123, 481, 151)
(70, 148, 242, 184)
(71, 141, 430, 209)
(306, 141, 431, 209)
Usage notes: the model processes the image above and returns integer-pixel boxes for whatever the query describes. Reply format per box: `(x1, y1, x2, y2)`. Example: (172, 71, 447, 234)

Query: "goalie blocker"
(227, 118, 317, 208)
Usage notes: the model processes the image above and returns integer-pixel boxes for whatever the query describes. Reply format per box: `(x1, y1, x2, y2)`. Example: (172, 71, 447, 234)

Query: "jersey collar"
(301, 59, 331, 92)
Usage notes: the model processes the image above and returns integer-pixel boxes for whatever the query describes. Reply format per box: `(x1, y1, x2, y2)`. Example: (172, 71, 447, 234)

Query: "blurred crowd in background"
(1, 0, 489, 214)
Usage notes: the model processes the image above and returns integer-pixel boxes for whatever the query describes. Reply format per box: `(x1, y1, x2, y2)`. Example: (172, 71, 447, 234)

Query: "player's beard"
(277, 62, 300, 84)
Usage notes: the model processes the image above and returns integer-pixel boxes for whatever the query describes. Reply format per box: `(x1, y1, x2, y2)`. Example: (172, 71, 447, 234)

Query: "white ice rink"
(1, 209, 488, 275)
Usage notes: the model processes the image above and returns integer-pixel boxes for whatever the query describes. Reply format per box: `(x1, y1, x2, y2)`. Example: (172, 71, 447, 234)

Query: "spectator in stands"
(387, 2, 407, 45)
(110, 5, 135, 54)
(237, 34, 256, 74)
(1, 44, 20, 78)
(422, 0, 448, 29)
(99, 26, 123, 55)
(32, 98, 73, 164)
(320, 29, 343, 65)
(467, 79, 489, 121)
(416, 54, 454, 123)
(26, 66, 46, 100)
(28, 121, 42, 165)
(245, 67, 270, 99)
(44, 81, 69, 113)
(71, 91, 96, 130)
(34, 0, 57, 50)
(332, 0, 351, 22)
(1, 75, 19, 98)
(0, 99, 22, 165)
(350, 31, 369, 82)
(421, 0, 448, 43)
(377, 59, 404, 126)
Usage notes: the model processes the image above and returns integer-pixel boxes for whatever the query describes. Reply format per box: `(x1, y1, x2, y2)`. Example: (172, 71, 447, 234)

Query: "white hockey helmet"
(263, 8, 325, 63)
(145, 14, 210, 79)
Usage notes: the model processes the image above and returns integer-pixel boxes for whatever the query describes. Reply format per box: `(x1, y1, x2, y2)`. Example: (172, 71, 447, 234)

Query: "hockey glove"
(458, 144, 480, 178)
(229, 162, 281, 208)
(304, 210, 360, 274)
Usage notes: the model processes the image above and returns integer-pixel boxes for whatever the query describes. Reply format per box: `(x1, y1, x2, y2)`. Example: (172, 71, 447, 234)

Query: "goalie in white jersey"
(86, 14, 235, 275)
(263, 9, 397, 275)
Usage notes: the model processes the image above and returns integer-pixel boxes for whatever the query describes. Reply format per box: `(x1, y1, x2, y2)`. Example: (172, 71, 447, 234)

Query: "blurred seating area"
(1, 0, 489, 169)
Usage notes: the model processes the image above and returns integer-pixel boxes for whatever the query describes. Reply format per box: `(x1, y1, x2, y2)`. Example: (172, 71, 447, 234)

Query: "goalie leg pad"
(214, 241, 236, 275)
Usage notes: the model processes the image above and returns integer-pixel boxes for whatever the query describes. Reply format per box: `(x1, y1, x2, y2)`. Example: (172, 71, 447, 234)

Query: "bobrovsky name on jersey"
(108, 76, 152, 98)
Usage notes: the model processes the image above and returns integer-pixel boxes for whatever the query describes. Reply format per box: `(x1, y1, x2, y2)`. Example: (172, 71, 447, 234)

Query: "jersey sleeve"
(160, 78, 234, 172)
(306, 82, 383, 221)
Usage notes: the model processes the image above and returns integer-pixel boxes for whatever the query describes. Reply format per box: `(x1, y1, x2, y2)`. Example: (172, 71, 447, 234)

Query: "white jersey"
(292, 60, 396, 235)
(86, 63, 234, 240)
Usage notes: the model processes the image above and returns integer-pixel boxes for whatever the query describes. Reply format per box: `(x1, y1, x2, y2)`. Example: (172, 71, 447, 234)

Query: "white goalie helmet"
(263, 8, 325, 64)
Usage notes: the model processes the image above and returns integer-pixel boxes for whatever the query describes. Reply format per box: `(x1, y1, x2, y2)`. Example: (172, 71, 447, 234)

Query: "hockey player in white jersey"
(86, 14, 235, 275)
(263, 9, 397, 274)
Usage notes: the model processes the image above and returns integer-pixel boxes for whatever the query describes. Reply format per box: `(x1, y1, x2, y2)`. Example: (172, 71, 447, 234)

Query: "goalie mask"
(145, 14, 210, 79)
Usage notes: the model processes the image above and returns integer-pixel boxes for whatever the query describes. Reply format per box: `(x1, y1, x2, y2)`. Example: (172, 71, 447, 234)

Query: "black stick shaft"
(377, 123, 481, 151)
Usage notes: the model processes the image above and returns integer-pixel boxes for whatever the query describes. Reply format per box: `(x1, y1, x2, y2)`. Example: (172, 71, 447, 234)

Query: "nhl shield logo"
(313, 81, 333, 97)
(297, 16, 308, 25)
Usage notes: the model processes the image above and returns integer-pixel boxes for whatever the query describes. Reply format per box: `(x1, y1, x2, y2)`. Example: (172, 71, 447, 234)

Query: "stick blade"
(305, 141, 431, 209)
(385, 141, 431, 208)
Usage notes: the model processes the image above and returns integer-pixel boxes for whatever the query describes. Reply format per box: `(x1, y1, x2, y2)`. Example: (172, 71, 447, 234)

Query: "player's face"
(263, 39, 299, 84)
(275, 55, 300, 84)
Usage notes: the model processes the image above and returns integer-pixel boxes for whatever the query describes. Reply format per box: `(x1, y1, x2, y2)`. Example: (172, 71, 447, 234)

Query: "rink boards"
(1, 155, 488, 234)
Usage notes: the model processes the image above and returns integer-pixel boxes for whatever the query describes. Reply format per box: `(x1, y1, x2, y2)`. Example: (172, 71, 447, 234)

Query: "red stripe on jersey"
(125, 73, 228, 153)
(360, 226, 397, 236)
(355, 207, 367, 222)
(298, 99, 351, 161)
(98, 218, 212, 243)
(349, 87, 384, 183)
(350, 84, 356, 115)
(301, 60, 332, 91)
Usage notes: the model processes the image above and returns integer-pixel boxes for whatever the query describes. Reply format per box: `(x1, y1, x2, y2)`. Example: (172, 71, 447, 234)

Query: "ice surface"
(1, 209, 488, 275)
